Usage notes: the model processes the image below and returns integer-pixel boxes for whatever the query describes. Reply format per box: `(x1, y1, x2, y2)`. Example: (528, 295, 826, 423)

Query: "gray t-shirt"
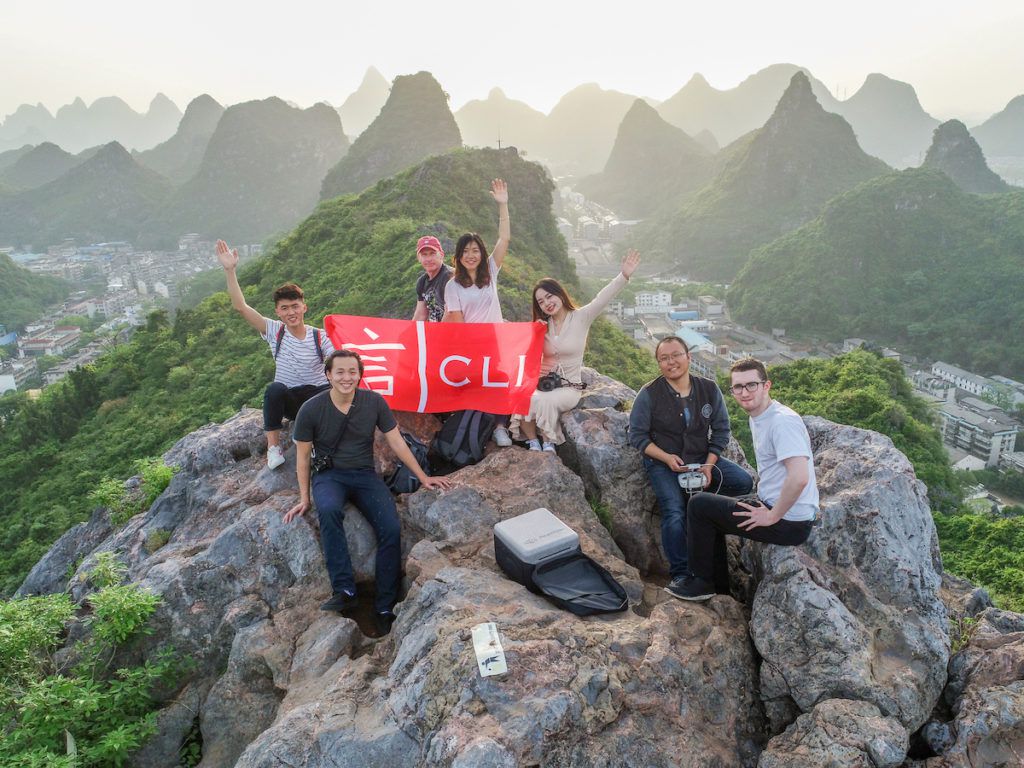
(292, 388, 397, 470)
(416, 265, 452, 322)
(750, 400, 819, 521)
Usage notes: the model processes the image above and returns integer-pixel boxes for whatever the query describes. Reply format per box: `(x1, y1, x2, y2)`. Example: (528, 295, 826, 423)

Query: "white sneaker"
(493, 426, 512, 447)
(542, 442, 556, 453)
(527, 439, 541, 451)
(267, 445, 286, 469)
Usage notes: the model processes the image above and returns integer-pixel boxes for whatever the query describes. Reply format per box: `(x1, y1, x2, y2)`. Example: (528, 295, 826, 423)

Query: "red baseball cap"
(416, 236, 444, 256)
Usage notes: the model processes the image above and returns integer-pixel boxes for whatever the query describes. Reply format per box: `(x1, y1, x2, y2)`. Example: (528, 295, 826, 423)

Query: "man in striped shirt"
(217, 239, 336, 469)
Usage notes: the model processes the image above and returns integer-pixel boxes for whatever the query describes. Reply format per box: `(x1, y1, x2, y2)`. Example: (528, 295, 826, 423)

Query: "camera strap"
(314, 395, 355, 465)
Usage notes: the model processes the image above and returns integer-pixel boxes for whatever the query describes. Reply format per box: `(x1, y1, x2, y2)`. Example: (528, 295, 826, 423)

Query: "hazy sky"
(3, 0, 1023, 123)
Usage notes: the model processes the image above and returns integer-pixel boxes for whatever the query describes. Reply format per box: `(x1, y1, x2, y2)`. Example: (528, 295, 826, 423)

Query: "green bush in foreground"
(0, 555, 177, 766)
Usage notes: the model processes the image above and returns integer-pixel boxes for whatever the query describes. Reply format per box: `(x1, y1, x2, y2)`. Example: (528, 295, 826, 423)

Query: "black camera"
(537, 372, 564, 392)
(310, 453, 333, 473)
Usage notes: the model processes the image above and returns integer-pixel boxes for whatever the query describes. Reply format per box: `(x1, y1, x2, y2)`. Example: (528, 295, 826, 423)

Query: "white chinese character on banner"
(340, 326, 406, 396)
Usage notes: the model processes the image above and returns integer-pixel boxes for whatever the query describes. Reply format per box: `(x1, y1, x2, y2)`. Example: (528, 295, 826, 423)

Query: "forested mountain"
(455, 87, 547, 151)
(338, 67, 391, 138)
(0, 253, 68, 330)
(0, 142, 172, 248)
(0, 144, 37, 172)
(576, 99, 715, 218)
(639, 72, 889, 279)
(922, 120, 1010, 194)
(0, 142, 81, 190)
(728, 168, 1024, 377)
(158, 97, 348, 243)
(0, 147, 653, 594)
(134, 94, 225, 183)
(321, 72, 461, 199)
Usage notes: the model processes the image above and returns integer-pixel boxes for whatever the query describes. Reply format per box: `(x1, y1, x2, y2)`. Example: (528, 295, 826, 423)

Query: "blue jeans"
(643, 456, 753, 579)
(311, 468, 401, 613)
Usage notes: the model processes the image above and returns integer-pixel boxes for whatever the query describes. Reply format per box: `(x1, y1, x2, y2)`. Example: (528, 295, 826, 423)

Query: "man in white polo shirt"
(667, 357, 819, 601)
(217, 239, 335, 469)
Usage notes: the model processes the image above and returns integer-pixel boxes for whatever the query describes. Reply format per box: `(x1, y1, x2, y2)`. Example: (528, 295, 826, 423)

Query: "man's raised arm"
(217, 239, 268, 333)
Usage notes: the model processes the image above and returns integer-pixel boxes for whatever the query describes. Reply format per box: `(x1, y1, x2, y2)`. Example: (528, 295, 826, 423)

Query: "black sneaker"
(665, 575, 715, 602)
(320, 592, 358, 613)
(374, 611, 396, 637)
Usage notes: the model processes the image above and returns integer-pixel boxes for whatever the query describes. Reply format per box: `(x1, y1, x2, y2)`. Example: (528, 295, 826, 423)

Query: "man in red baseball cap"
(412, 235, 452, 322)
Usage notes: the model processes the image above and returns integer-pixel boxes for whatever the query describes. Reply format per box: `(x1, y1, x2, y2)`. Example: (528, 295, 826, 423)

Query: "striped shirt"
(262, 319, 335, 388)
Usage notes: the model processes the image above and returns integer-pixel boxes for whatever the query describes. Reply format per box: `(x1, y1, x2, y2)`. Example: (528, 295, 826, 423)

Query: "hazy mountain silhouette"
(973, 94, 1024, 176)
(0, 95, 182, 154)
(729, 168, 1024, 377)
(922, 120, 1010, 194)
(0, 142, 172, 248)
(0, 142, 82, 190)
(321, 71, 461, 200)
(640, 72, 889, 279)
(134, 95, 225, 183)
(534, 84, 641, 175)
(160, 98, 348, 243)
(338, 67, 391, 138)
(576, 99, 715, 218)
(455, 87, 546, 151)
(832, 74, 938, 167)
(657, 64, 839, 146)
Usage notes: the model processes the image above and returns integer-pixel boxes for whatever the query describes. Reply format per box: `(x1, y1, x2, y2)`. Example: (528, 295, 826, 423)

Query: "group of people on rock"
(217, 179, 819, 634)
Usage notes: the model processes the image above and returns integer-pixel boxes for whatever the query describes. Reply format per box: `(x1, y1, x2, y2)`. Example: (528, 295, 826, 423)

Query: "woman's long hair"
(453, 233, 491, 288)
(531, 278, 578, 321)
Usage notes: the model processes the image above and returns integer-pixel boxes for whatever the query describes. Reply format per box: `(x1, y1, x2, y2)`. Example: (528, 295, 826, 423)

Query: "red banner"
(323, 315, 545, 413)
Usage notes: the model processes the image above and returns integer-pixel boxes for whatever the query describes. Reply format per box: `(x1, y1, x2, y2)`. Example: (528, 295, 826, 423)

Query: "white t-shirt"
(262, 319, 335, 388)
(443, 256, 503, 323)
(750, 400, 819, 521)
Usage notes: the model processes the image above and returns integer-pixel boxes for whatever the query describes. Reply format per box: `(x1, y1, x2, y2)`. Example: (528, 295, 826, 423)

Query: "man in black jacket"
(628, 336, 753, 598)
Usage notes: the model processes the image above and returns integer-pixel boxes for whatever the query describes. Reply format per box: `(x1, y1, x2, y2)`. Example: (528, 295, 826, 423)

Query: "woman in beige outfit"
(512, 249, 640, 451)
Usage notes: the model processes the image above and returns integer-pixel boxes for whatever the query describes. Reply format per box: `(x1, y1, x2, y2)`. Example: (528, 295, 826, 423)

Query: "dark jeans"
(687, 492, 813, 592)
(263, 382, 329, 431)
(311, 468, 401, 613)
(644, 456, 753, 579)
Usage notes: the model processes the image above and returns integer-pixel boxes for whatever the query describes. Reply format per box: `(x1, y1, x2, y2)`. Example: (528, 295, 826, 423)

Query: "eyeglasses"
(730, 381, 766, 395)
(657, 351, 689, 364)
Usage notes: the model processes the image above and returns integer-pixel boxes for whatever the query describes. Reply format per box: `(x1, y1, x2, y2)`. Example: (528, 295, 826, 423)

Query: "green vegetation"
(933, 514, 1024, 611)
(729, 169, 1024, 378)
(321, 71, 460, 200)
(584, 318, 658, 391)
(0, 553, 177, 766)
(0, 147, 650, 594)
(89, 458, 178, 527)
(0, 253, 69, 330)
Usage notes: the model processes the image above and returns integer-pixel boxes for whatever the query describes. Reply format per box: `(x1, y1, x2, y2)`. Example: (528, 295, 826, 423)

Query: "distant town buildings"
(932, 361, 997, 398)
(937, 396, 1019, 469)
(0, 358, 38, 395)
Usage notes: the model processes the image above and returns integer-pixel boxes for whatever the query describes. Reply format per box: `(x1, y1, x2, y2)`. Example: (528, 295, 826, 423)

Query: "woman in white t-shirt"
(442, 179, 509, 323)
(443, 178, 514, 445)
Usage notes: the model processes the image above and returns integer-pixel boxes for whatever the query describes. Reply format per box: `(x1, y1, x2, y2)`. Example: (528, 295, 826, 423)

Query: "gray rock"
(578, 366, 637, 409)
(16, 506, 112, 596)
(758, 698, 909, 767)
(749, 417, 949, 733)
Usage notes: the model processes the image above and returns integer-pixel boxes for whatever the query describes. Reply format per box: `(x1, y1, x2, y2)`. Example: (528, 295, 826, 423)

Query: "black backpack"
(430, 410, 495, 473)
(385, 432, 431, 495)
(275, 325, 325, 362)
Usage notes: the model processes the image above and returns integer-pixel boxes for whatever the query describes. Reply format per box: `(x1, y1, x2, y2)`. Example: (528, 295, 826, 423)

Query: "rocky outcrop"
(21, 374, 1024, 766)
(750, 418, 949, 734)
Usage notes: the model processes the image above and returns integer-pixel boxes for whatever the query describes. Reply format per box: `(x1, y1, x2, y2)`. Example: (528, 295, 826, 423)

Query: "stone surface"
(22, 392, 996, 767)
(16, 506, 113, 596)
(758, 698, 909, 767)
(749, 417, 949, 735)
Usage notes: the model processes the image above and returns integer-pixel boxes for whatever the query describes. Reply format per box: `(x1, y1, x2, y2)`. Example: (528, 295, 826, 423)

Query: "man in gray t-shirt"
(669, 357, 819, 602)
(412, 235, 451, 323)
(286, 350, 450, 635)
